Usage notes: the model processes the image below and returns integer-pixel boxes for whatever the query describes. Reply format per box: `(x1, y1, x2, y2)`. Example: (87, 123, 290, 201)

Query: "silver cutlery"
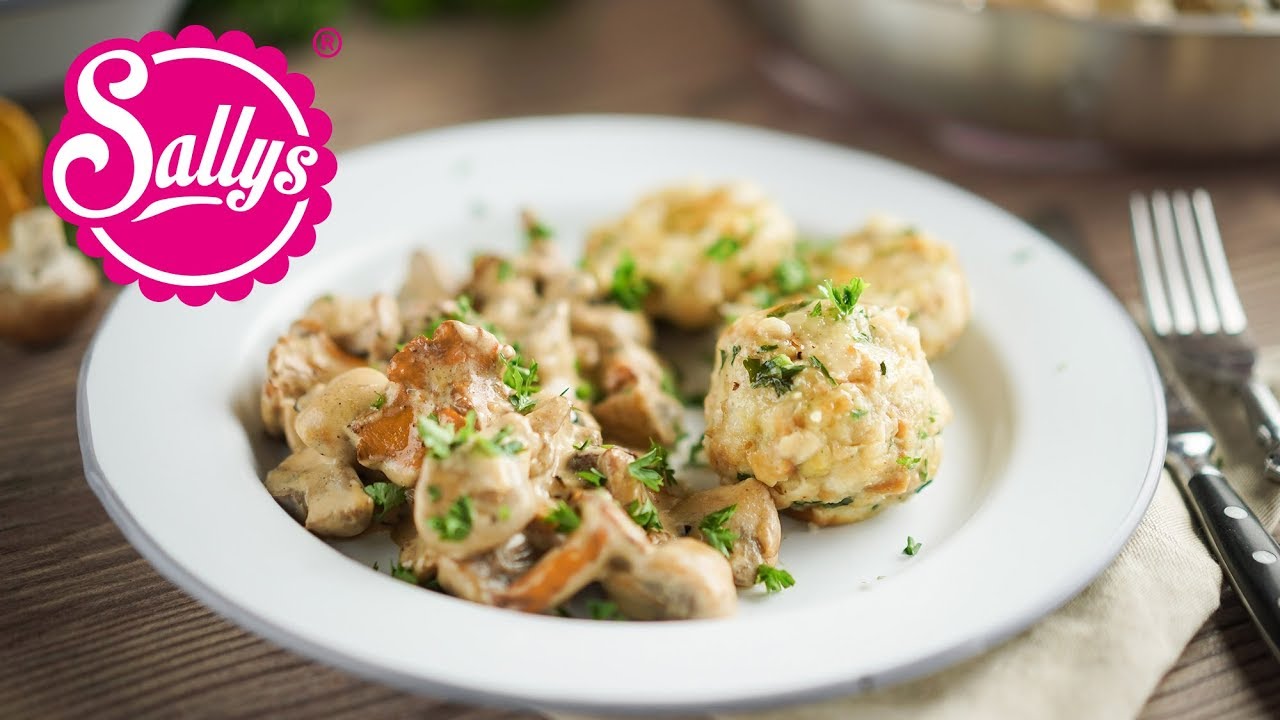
(1130, 189, 1280, 483)
(1130, 192, 1280, 660)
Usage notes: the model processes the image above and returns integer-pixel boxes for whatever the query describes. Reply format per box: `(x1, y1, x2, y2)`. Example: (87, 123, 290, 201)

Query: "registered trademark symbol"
(312, 28, 342, 58)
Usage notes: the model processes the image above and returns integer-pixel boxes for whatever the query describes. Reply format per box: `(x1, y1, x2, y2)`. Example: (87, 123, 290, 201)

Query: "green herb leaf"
(699, 504, 738, 557)
(608, 252, 649, 310)
(705, 236, 741, 261)
(766, 300, 808, 318)
(817, 277, 867, 319)
(744, 355, 805, 397)
(774, 257, 810, 295)
(474, 425, 526, 456)
(417, 411, 478, 459)
(627, 498, 664, 532)
(390, 561, 418, 584)
(497, 259, 514, 281)
(587, 599, 626, 621)
(577, 467, 607, 487)
(545, 501, 581, 533)
(429, 496, 474, 541)
(502, 353, 540, 414)
(363, 482, 406, 521)
(791, 497, 854, 508)
(627, 442, 672, 491)
(850, 409, 868, 421)
(425, 295, 477, 338)
(755, 564, 796, 593)
(809, 355, 837, 385)
(371, 393, 386, 410)
(687, 433, 706, 466)
(903, 535, 922, 556)
(526, 219, 552, 244)
(730, 345, 742, 366)
(897, 456, 922, 468)
(915, 478, 934, 494)
(880, 361, 888, 376)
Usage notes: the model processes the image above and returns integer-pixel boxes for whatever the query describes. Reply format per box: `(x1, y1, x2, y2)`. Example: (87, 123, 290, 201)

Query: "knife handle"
(1186, 466, 1280, 660)
(1242, 378, 1280, 482)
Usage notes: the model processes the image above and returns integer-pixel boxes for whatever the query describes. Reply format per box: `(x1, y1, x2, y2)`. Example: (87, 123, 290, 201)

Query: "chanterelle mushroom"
(301, 293, 402, 361)
(0, 207, 99, 348)
(670, 479, 781, 587)
(265, 447, 373, 537)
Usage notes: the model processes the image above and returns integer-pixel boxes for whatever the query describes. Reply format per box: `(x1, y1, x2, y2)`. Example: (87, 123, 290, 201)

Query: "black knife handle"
(1186, 467, 1280, 660)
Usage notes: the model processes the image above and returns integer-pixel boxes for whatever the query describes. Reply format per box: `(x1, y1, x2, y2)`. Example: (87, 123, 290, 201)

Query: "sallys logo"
(44, 26, 336, 305)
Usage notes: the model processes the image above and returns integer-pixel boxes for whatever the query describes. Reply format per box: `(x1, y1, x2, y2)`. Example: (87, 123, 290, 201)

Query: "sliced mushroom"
(398, 250, 455, 327)
(412, 417, 541, 560)
(294, 367, 389, 464)
(349, 321, 513, 485)
(392, 515, 438, 581)
(0, 207, 100, 348)
(601, 538, 737, 620)
(594, 446, 677, 541)
(670, 479, 780, 587)
(436, 533, 540, 605)
(260, 321, 364, 445)
(301, 293, 401, 361)
(264, 447, 373, 537)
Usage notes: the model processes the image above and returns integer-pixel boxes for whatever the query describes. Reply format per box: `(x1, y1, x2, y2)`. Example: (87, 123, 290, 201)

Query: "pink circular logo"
(44, 26, 336, 305)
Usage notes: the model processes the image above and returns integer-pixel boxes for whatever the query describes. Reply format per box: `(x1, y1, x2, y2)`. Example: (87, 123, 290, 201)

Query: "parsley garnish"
(502, 353, 540, 414)
(575, 380, 599, 403)
(426, 295, 476, 338)
(577, 467, 607, 487)
(755, 564, 796, 593)
(744, 355, 805, 396)
(718, 348, 728, 368)
(791, 497, 854, 508)
(759, 344, 778, 352)
(850, 409, 868, 420)
(545, 501, 581, 533)
(363, 482, 406, 522)
(587, 599, 626, 621)
(897, 456, 922, 468)
(699, 505, 738, 557)
(497, 260, 514, 281)
(687, 433, 706, 466)
(371, 393, 386, 410)
(903, 536, 922, 556)
(730, 345, 742, 365)
(627, 442, 672, 491)
(416, 411, 477, 459)
(390, 561, 418, 584)
(474, 426, 526, 456)
(429, 496, 474, 541)
(705, 236, 741, 261)
(766, 300, 808, 318)
(880, 361, 887, 376)
(774, 257, 810, 295)
(526, 219, 552, 244)
(608, 252, 649, 310)
(915, 478, 934, 494)
(627, 498, 664, 532)
(809, 356, 837, 385)
(817, 277, 867, 319)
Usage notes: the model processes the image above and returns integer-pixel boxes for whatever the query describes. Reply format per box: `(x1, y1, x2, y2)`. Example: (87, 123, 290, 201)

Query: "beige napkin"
(552, 344, 1280, 720)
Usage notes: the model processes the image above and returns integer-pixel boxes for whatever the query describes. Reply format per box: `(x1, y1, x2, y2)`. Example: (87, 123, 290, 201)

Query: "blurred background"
(3, 0, 1280, 716)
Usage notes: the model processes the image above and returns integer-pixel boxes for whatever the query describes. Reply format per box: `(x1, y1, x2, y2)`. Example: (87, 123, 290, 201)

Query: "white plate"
(78, 115, 1165, 714)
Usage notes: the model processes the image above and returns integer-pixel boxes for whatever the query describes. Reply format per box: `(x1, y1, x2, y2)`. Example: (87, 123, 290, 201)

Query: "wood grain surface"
(3, 1, 1280, 717)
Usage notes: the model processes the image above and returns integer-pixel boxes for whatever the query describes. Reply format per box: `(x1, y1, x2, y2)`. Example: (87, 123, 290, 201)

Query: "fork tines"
(1130, 189, 1248, 337)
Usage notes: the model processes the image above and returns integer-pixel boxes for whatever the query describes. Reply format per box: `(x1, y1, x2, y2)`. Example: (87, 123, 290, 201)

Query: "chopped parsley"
(660, 370, 681, 400)
(497, 259, 514, 281)
(429, 496, 474, 541)
(474, 426, 526, 456)
(850, 409, 868, 420)
(426, 295, 477, 338)
(915, 478, 934, 494)
(817, 277, 867, 319)
(705, 236, 742, 261)
(699, 505, 738, 557)
(501, 353, 540, 414)
(897, 456, 922, 469)
(718, 348, 728, 368)
(744, 355, 805, 396)
(730, 345, 742, 365)
(774, 257, 810, 295)
(608, 252, 649, 310)
(525, 218, 553, 244)
(809, 356, 837, 385)
(791, 497, 854, 508)
(545, 501, 581, 533)
(903, 536, 922, 556)
(627, 442, 672, 491)
(627, 498, 664, 532)
(756, 564, 796, 593)
(390, 561, 418, 584)
(588, 599, 626, 621)
(416, 411, 477, 459)
(370, 393, 386, 410)
(759, 344, 779, 352)
(577, 467, 607, 487)
(575, 380, 600, 403)
(363, 482, 406, 522)
(880, 361, 888, 376)
(687, 433, 706, 466)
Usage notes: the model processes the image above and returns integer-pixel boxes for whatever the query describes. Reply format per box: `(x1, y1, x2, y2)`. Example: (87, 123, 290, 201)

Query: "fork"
(1130, 189, 1280, 482)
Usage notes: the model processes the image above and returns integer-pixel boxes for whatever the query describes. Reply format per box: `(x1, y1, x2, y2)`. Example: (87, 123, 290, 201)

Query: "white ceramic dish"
(78, 115, 1165, 714)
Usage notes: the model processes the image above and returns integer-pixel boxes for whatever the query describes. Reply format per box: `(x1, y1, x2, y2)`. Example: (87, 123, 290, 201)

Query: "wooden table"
(4, 1, 1279, 717)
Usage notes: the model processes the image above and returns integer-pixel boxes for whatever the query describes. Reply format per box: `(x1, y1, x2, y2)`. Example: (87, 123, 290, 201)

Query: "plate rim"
(76, 113, 1167, 714)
